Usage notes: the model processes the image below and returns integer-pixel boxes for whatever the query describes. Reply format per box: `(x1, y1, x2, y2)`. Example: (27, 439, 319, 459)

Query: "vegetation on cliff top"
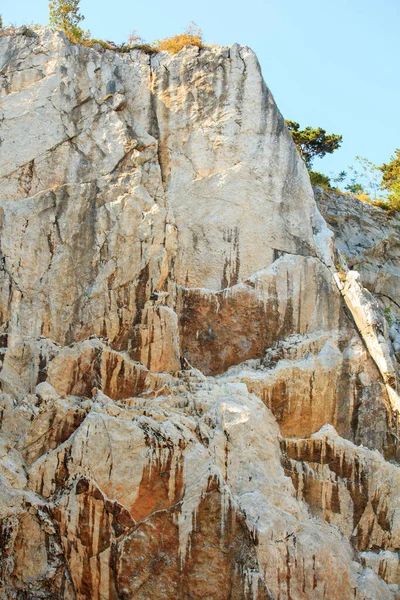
(47, 0, 204, 54)
(151, 23, 204, 54)
(331, 155, 400, 213)
(380, 150, 400, 212)
(286, 119, 399, 213)
(49, 0, 88, 42)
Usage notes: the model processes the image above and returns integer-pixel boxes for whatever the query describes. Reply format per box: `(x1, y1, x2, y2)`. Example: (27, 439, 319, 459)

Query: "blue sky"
(3, 0, 399, 177)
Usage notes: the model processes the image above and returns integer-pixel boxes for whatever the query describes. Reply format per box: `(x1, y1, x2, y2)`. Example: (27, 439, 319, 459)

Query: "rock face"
(0, 27, 400, 599)
(315, 187, 400, 319)
(315, 186, 400, 379)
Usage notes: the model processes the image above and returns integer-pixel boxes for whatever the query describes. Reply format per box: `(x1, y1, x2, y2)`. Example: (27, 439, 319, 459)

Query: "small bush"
(354, 192, 373, 204)
(153, 33, 204, 54)
(384, 307, 393, 327)
(127, 29, 143, 46)
(129, 43, 155, 54)
(309, 170, 331, 188)
(388, 196, 400, 213)
(345, 182, 364, 195)
(387, 180, 400, 213)
(152, 22, 204, 54)
(354, 194, 400, 214)
(372, 198, 391, 210)
(335, 264, 347, 282)
(117, 29, 157, 54)
(118, 42, 156, 54)
(27, 22, 43, 31)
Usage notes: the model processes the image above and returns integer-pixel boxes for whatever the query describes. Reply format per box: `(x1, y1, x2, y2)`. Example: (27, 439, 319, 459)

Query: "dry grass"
(152, 32, 204, 54)
(69, 32, 205, 55)
(9, 22, 207, 56)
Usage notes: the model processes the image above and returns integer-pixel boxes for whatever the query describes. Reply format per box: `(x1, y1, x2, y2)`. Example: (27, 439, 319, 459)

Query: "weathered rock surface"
(315, 187, 400, 319)
(315, 186, 400, 412)
(0, 27, 399, 599)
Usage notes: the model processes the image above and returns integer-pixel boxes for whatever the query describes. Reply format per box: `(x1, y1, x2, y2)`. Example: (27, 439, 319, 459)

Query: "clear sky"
(3, 0, 399, 177)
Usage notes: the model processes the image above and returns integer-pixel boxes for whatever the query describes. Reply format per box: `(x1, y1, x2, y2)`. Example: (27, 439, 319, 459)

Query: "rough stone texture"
(0, 27, 400, 599)
(315, 186, 400, 414)
(315, 186, 400, 318)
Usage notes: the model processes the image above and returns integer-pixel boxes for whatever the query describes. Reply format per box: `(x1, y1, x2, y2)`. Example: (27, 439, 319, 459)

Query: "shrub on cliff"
(49, 0, 88, 42)
(380, 149, 400, 189)
(385, 181, 400, 213)
(331, 155, 400, 213)
(309, 171, 331, 188)
(152, 22, 204, 54)
(286, 120, 342, 171)
(380, 149, 400, 212)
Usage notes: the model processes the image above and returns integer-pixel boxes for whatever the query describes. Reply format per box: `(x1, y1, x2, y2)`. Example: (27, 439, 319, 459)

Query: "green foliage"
(45, 10, 204, 56)
(285, 120, 342, 170)
(309, 170, 331, 188)
(335, 155, 400, 212)
(380, 150, 400, 213)
(78, 22, 204, 55)
(49, 0, 88, 41)
(386, 180, 400, 213)
(345, 182, 364, 195)
(384, 307, 393, 327)
(348, 157, 383, 200)
(332, 156, 386, 204)
(380, 149, 400, 190)
(0, 15, 3, 29)
(330, 154, 400, 213)
(130, 43, 155, 55)
(331, 170, 347, 185)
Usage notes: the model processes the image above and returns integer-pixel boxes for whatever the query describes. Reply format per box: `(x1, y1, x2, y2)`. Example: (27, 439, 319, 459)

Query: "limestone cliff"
(0, 26, 399, 599)
(315, 186, 400, 380)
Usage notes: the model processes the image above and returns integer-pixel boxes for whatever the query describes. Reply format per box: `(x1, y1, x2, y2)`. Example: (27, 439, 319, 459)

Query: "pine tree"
(286, 120, 342, 170)
(49, 0, 85, 41)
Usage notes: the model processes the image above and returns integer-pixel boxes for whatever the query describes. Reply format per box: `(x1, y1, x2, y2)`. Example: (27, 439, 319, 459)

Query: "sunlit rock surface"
(0, 27, 400, 599)
(316, 186, 400, 386)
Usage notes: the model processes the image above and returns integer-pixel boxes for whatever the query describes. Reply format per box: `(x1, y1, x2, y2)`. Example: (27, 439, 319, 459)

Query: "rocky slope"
(0, 26, 399, 599)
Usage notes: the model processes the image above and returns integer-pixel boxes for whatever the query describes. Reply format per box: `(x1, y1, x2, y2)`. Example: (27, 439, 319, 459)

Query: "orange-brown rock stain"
(116, 474, 271, 599)
(181, 480, 272, 599)
(129, 442, 185, 522)
(179, 286, 269, 375)
(101, 350, 149, 400)
(280, 437, 395, 552)
(245, 369, 338, 440)
(111, 438, 186, 597)
(52, 477, 136, 600)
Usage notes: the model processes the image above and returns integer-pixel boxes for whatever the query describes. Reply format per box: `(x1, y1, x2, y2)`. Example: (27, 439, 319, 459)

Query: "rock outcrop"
(315, 187, 400, 321)
(315, 186, 400, 414)
(0, 27, 399, 599)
